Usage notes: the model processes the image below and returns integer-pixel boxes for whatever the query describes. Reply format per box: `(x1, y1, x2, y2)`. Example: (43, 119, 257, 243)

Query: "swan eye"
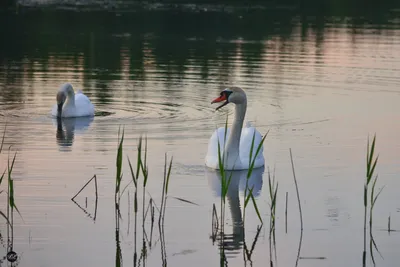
(222, 90, 233, 100)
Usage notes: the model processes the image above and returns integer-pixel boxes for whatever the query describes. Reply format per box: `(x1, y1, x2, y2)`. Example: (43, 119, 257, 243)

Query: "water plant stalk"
(289, 148, 303, 231)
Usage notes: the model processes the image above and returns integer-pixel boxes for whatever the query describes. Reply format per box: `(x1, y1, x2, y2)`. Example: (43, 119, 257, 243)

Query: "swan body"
(51, 83, 95, 118)
(205, 87, 265, 171)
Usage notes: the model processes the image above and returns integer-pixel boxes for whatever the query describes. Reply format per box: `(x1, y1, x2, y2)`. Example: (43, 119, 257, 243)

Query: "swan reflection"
(206, 166, 264, 256)
(53, 116, 94, 151)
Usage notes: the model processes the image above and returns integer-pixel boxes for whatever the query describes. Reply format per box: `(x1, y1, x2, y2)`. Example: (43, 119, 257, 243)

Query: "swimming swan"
(205, 87, 265, 171)
(51, 83, 95, 118)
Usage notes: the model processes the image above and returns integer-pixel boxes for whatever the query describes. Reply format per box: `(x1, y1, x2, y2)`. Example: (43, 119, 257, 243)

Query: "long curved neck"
(225, 101, 247, 157)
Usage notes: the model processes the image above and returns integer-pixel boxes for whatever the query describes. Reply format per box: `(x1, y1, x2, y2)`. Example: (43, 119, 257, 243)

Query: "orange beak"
(211, 93, 229, 110)
(211, 94, 227, 104)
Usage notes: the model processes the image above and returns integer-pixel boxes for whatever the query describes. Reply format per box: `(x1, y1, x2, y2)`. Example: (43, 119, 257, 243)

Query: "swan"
(51, 83, 95, 118)
(205, 87, 265, 171)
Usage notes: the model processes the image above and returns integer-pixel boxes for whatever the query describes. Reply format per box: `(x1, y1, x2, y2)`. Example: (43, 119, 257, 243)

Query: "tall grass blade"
(116, 128, 124, 194)
(250, 191, 263, 224)
(170, 197, 199, 206)
(248, 131, 256, 168)
(8, 150, 22, 218)
(143, 136, 148, 186)
(247, 131, 269, 178)
(136, 136, 142, 182)
(244, 186, 254, 208)
(0, 169, 5, 186)
(128, 157, 137, 188)
(0, 123, 6, 154)
(289, 148, 303, 231)
(165, 156, 173, 195)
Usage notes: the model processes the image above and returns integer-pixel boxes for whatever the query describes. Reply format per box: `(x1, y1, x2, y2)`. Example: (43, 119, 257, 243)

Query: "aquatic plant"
(71, 174, 99, 221)
(0, 124, 21, 264)
(243, 129, 268, 226)
(363, 134, 383, 266)
(289, 148, 304, 267)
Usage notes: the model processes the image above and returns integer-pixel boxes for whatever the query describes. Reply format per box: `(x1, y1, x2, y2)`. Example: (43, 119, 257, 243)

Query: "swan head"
(56, 91, 66, 117)
(211, 87, 246, 110)
(56, 83, 75, 117)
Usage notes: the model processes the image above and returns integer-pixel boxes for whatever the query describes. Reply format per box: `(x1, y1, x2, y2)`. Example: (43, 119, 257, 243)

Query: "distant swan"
(51, 83, 95, 118)
(205, 87, 265, 171)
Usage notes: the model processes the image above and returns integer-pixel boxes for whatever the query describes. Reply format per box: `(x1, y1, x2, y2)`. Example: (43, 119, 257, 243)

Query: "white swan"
(51, 83, 95, 118)
(205, 87, 265, 170)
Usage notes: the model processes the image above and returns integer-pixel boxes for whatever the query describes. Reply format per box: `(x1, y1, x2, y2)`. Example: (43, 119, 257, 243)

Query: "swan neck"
(225, 102, 246, 155)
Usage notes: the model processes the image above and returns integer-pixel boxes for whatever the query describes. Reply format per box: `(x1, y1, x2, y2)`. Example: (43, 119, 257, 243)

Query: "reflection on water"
(54, 116, 94, 151)
(0, 1, 400, 267)
(206, 166, 264, 256)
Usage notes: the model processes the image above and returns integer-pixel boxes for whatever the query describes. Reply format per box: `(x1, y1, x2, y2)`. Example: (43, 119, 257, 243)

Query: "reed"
(289, 148, 304, 267)
(363, 134, 383, 266)
(159, 153, 173, 227)
(289, 149, 303, 231)
(70, 174, 99, 221)
(215, 116, 231, 266)
(243, 129, 268, 226)
(0, 124, 22, 262)
(114, 127, 125, 267)
(285, 192, 288, 234)
(267, 167, 278, 267)
(0, 125, 8, 224)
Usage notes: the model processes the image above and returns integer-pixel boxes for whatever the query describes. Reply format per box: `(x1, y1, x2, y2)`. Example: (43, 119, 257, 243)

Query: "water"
(1, 1, 400, 266)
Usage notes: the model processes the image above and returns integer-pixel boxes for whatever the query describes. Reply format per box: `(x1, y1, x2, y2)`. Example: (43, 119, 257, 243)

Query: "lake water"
(1, 1, 400, 266)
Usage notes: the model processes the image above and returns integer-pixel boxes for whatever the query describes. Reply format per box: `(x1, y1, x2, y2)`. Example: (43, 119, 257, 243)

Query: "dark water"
(0, 1, 400, 267)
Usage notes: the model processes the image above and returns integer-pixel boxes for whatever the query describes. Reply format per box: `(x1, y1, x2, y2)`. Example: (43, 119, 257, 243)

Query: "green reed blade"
(0, 124, 6, 154)
(134, 191, 138, 213)
(368, 157, 379, 184)
(247, 130, 269, 179)
(244, 186, 254, 208)
(271, 183, 278, 209)
(363, 184, 367, 208)
(366, 135, 378, 184)
(0, 169, 5, 186)
(248, 131, 256, 168)
(144, 136, 148, 173)
(165, 156, 173, 195)
(136, 136, 143, 182)
(120, 180, 132, 198)
(366, 136, 370, 174)
(370, 175, 377, 205)
(140, 159, 148, 187)
(221, 171, 233, 200)
(128, 156, 137, 188)
(250, 190, 263, 224)
(142, 136, 149, 187)
(116, 128, 124, 194)
(368, 135, 376, 171)
(372, 186, 384, 208)
(7, 149, 22, 218)
(217, 134, 224, 174)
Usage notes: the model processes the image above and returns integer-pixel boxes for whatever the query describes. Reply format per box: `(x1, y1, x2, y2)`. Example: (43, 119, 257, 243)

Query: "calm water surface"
(1, 2, 400, 266)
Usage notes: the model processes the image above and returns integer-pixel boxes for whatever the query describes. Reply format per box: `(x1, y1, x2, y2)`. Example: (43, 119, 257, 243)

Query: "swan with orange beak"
(206, 87, 265, 171)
